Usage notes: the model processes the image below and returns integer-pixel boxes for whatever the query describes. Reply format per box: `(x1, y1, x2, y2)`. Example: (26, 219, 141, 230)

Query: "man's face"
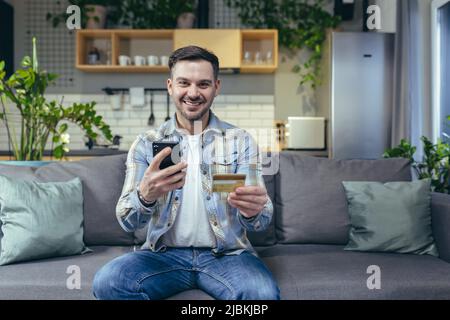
(167, 60, 220, 123)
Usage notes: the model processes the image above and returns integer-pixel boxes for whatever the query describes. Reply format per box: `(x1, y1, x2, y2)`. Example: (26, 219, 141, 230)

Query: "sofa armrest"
(431, 192, 450, 263)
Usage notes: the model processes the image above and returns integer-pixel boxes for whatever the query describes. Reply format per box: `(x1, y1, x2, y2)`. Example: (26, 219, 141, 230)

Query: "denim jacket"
(115, 111, 273, 256)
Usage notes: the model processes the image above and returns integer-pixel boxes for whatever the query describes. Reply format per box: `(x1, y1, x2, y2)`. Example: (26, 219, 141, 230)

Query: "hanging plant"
(225, 0, 341, 88)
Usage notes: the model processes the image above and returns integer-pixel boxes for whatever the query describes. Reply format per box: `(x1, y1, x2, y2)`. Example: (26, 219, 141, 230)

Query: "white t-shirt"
(162, 134, 217, 248)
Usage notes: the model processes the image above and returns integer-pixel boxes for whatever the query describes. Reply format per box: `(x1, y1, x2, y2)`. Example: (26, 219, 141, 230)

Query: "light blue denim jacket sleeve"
(115, 136, 159, 232)
(235, 134, 274, 232)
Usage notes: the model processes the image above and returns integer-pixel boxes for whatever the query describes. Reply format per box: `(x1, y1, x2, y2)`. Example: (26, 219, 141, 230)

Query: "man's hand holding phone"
(138, 147, 187, 204)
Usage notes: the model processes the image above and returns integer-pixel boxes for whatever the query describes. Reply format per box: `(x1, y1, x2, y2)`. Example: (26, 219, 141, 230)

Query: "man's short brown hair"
(169, 45, 219, 80)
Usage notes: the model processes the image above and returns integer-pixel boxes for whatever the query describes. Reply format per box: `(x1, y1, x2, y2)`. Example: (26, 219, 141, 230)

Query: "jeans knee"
(235, 278, 280, 300)
(92, 267, 113, 300)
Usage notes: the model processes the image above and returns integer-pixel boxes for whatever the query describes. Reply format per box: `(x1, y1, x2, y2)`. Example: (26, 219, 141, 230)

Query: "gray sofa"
(1, 152, 449, 300)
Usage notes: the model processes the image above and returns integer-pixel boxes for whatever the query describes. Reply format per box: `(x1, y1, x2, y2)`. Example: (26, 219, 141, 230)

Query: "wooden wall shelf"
(76, 29, 278, 74)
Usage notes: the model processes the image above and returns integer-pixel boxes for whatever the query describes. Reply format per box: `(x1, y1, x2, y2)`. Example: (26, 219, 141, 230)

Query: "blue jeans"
(93, 247, 280, 300)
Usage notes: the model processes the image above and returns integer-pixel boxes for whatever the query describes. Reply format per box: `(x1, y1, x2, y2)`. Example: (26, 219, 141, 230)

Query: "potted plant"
(114, 0, 196, 29)
(46, 0, 121, 29)
(383, 131, 450, 194)
(225, 0, 341, 88)
(176, 1, 196, 29)
(0, 37, 112, 161)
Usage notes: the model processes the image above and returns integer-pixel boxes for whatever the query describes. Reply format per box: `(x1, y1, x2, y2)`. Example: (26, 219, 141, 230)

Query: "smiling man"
(93, 46, 280, 300)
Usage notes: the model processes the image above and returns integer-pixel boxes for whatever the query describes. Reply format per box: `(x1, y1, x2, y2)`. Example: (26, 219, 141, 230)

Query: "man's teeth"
(184, 100, 202, 106)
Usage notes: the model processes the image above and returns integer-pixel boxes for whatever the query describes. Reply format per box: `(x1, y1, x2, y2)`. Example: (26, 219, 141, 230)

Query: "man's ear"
(167, 78, 173, 95)
(214, 79, 221, 97)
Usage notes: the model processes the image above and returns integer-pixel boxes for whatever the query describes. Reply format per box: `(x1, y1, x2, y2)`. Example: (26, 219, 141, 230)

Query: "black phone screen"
(152, 142, 180, 170)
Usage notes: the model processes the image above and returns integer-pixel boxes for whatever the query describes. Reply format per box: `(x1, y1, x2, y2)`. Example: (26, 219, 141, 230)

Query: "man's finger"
(164, 177, 186, 192)
(235, 186, 266, 195)
(156, 161, 188, 179)
(149, 147, 172, 171)
(228, 198, 260, 212)
(160, 170, 186, 185)
(229, 193, 267, 206)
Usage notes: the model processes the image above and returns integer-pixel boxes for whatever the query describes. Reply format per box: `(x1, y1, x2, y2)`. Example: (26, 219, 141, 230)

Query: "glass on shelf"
(254, 51, 263, 65)
(105, 41, 112, 65)
(242, 50, 274, 65)
(265, 51, 273, 65)
(243, 51, 252, 64)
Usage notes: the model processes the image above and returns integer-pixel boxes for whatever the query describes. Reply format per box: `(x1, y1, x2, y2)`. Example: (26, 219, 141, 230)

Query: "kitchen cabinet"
(76, 29, 277, 73)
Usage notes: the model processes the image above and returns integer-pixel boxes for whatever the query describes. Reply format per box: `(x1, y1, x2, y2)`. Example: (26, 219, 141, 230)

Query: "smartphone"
(152, 141, 181, 170)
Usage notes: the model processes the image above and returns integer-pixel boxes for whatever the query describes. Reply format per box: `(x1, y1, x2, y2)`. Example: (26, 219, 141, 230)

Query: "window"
(432, 0, 450, 141)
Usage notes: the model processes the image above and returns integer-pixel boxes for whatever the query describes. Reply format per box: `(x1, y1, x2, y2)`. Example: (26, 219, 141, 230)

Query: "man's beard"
(176, 101, 210, 122)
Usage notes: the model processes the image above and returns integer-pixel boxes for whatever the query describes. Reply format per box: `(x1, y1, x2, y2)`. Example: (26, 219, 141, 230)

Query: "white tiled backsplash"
(0, 94, 276, 152)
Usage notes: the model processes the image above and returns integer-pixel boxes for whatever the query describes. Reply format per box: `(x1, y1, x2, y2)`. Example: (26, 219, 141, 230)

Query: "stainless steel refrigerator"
(316, 32, 394, 159)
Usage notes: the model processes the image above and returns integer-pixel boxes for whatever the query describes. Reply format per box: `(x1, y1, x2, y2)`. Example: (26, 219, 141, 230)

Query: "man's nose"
(187, 85, 200, 98)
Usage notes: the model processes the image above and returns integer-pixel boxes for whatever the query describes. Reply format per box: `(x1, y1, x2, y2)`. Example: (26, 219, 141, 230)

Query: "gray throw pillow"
(0, 175, 89, 265)
(342, 179, 438, 256)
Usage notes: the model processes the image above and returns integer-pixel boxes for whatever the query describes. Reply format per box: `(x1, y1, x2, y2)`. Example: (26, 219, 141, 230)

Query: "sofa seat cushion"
(256, 244, 450, 299)
(0, 246, 133, 300)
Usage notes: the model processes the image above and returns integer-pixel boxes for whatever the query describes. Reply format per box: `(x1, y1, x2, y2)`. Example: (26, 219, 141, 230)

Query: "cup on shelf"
(147, 55, 159, 66)
(160, 55, 169, 66)
(118, 55, 131, 66)
(134, 55, 146, 66)
(87, 47, 100, 65)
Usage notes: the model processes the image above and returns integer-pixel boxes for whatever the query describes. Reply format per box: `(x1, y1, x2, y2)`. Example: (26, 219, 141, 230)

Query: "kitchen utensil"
(110, 93, 122, 111)
(148, 91, 155, 126)
(165, 92, 171, 121)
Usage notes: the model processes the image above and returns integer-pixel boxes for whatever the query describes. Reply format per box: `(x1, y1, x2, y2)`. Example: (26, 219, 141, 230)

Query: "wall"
(10, 0, 274, 96)
(0, 93, 276, 152)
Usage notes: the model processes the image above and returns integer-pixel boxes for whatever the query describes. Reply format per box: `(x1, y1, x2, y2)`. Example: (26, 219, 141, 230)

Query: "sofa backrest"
(1, 152, 413, 248)
(0, 154, 134, 246)
(274, 152, 412, 245)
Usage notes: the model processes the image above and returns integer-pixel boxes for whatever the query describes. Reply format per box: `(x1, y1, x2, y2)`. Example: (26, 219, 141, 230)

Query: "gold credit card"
(212, 174, 246, 193)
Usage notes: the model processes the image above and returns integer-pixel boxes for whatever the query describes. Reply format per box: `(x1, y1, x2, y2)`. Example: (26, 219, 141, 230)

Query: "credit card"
(212, 174, 246, 193)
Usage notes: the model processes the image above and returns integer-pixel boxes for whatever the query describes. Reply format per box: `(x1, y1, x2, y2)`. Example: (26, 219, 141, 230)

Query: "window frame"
(431, 0, 450, 142)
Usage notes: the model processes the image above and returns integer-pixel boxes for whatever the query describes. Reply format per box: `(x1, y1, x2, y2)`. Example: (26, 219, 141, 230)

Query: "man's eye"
(199, 83, 210, 88)
(178, 81, 189, 86)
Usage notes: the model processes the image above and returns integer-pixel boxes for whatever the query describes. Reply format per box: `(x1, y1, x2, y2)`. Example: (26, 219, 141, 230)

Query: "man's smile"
(182, 99, 204, 108)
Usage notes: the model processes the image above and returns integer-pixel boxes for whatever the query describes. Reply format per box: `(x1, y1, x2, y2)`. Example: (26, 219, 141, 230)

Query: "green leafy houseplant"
(225, 0, 340, 88)
(46, 0, 121, 28)
(0, 38, 112, 161)
(111, 0, 196, 29)
(383, 135, 450, 194)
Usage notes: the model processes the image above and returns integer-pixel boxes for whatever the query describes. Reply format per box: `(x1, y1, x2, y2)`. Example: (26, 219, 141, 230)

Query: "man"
(93, 46, 280, 300)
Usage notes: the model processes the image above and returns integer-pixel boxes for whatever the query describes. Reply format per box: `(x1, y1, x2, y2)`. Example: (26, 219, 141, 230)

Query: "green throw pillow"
(342, 179, 438, 256)
(0, 175, 89, 265)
